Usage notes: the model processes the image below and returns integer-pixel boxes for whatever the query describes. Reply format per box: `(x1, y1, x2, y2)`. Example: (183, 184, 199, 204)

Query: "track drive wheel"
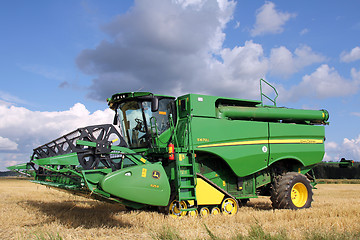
(221, 198, 238, 215)
(188, 209, 198, 217)
(211, 207, 221, 215)
(168, 200, 187, 218)
(199, 207, 210, 217)
(271, 172, 313, 209)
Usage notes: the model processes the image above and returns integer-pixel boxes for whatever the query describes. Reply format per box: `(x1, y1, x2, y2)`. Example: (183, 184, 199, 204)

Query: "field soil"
(0, 178, 360, 239)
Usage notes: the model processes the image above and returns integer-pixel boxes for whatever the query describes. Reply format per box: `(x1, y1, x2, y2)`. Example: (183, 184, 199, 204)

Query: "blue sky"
(0, 0, 360, 170)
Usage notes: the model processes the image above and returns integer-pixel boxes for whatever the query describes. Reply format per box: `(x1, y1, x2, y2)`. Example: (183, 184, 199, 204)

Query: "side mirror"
(151, 97, 159, 112)
(113, 109, 118, 125)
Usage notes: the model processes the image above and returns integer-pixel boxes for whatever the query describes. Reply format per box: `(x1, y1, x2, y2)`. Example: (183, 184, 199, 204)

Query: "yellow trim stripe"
(197, 139, 323, 148)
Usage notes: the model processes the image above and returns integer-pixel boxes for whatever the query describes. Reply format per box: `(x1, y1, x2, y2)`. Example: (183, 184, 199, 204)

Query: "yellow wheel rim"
(221, 198, 238, 215)
(199, 207, 210, 217)
(291, 182, 308, 208)
(169, 200, 187, 218)
(188, 209, 198, 217)
(211, 207, 220, 215)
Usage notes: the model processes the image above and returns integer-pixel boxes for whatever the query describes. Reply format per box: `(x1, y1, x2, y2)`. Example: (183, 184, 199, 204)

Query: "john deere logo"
(152, 171, 160, 179)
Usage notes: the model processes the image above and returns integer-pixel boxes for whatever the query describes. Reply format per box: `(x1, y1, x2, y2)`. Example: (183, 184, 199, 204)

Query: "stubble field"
(1, 178, 360, 240)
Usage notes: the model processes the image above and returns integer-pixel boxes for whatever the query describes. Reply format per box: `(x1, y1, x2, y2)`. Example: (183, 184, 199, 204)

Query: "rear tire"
(270, 172, 313, 209)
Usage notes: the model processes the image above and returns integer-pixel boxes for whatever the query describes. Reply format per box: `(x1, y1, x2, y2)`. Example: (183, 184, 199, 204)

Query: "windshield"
(118, 98, 173, 148)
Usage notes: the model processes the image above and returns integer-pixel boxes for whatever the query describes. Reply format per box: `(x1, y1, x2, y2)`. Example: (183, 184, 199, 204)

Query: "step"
(180, 174, 194, 178)
(179, 185, 195, 189)
(179, 163, 193, 167)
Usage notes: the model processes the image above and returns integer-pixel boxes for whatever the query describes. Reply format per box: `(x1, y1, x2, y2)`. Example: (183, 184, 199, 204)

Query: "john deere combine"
(9, 80, 329, 217)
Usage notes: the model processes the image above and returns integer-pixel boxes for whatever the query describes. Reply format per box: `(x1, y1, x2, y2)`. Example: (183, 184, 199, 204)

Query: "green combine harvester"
(9, 80, 329, 217)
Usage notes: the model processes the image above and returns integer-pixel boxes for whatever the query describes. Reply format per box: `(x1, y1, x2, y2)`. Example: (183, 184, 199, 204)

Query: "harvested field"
(1, 178, 360, 239)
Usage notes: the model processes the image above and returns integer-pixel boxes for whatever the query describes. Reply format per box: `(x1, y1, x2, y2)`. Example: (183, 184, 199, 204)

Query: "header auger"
(9, 80, 329, 217)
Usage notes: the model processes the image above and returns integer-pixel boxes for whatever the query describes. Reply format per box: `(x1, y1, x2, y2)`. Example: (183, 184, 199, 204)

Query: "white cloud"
(250, 1, 296, 37)
(340, 46, 360, 63)
(76, 0, 319, 101)
(325, 141, 338, 151)
(78, 0, 266, 100)
(75, 0, 351, 104)
(300, 28, 309, 35)
(342, 136, 360, 160)
(324, 141, 340, 161)
(0, 91, 29, 106)
(325, 137, 360, 162)
(0, 102, 113, 170)
(351, 67, 360, 84)
(204, 40, 268, 98)
(0, 137, 18, 151)
(269, 45, 325, 78)
(281, 64, 359, 101)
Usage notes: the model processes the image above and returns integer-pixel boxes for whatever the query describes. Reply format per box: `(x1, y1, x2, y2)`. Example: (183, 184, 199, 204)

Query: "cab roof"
(107, 92, 175, 110)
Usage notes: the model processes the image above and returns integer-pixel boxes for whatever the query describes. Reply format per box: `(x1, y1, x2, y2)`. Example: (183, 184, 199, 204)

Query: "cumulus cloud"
(76, 0, 277, 101)
(351, 67, 360, 83)
(75, 0, 358, 105)
(325, 136, 360, 162)
(0, 137, 18, 151)
(340, 46, 360, 63)
(205, 40, 268, 98)
(0, 101, 113, 170)
(250, 1, 296, 37)
(281, 64, 359, 101)
(269, 45, 325, 78)
(342, 136, 360, 160)
(77, 0, 322, 102)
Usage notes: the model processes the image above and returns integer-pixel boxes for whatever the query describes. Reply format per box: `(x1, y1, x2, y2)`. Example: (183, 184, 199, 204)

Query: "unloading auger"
(9, 79, 330, 217)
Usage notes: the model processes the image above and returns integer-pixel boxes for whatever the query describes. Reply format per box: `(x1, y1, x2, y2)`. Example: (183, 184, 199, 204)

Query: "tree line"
(313, 162, 360, 179)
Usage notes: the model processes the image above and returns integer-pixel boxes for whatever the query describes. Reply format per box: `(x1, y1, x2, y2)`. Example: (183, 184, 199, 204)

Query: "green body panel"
(100, 163, 170, 206)
(192, 118, 269, 177)
(268, 123, 325, 167)
(82, 169, 113, 191)
(33, 152, 79, 166)
(173, 93, 327, 178)
(7, 162, 29, 170)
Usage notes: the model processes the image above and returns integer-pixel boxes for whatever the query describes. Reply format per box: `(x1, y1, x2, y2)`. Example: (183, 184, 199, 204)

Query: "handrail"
(260, 78, 278, 107)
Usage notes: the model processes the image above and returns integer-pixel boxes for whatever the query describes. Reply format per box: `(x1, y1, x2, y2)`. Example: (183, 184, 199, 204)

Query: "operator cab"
(109, 93, 175, 148)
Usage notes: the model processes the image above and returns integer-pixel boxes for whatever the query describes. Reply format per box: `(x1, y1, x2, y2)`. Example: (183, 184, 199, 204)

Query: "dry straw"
(1, 178, 360, 239)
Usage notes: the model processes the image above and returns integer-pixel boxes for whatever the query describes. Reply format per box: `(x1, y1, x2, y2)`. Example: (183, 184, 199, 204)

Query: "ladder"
(176, 153, 197, 211)
(174, 115, 197, 211)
